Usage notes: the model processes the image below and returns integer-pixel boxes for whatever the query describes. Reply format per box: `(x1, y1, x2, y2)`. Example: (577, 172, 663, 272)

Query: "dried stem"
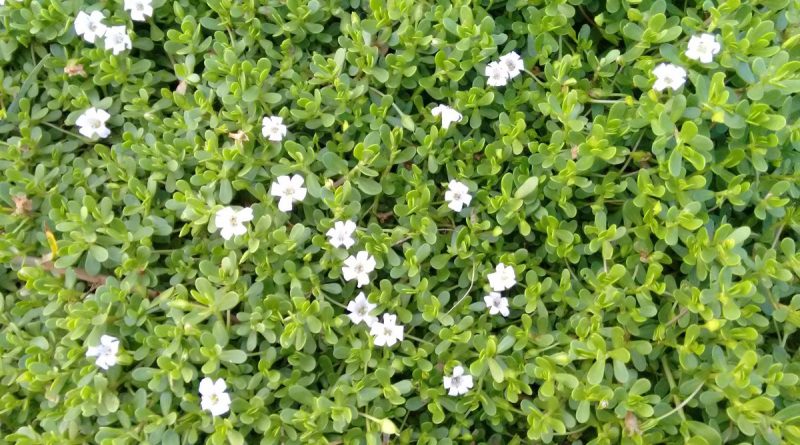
(11, 256, 158, 297)
(666, 307, 689, 326)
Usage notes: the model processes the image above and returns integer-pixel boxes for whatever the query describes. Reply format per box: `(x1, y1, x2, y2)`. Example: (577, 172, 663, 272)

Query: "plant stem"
(666, 307, 689, 326)
(619, 131, 645, 174)
(327, 297, 347, 310)
(369, 86, 412, 123)
(405, 334, 434, 346)
(660, 356, 686, 421)
(643, 383, 704, 429)
(10, 255, 160, 297)
(446, 261, 477, 315)
(588, 99, 626, 104)
(523, 68, 546, 87)
(771, 222, 785, 249)
(41, 121, 91, 141)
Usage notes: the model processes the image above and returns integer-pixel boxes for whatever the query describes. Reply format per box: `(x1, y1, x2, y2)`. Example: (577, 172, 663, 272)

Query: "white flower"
(214, 206, 254, 240)
(346, 292, 377, 326)
(485, 61, 510, 87)
(342, 251, 376, 287)
(369, 313, 404, 347)
(124, 0, 153, 22)
(76, 107, 111, 139)
(262, 116, 287, 142)
(685, 33, 721, 64)
(326, 220, 357, 249)
(74, 11, 107, 44)
(104, 26, 132, 55)
(499, 52, 524, 79)
(444, 180, 472, 212)
(269, 174, 307, 212)
(652, 63, 687, 92)
(86, 335, 120, 370)
(483, 292, 510, 317)
(431, 104, 462, 129)
(443, 366, 474, 396)
(487, 263, 516, 292)
(199, 377, 231, 417)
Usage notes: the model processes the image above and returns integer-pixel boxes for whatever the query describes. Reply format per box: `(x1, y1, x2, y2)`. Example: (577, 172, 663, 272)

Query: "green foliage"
(2, 0, 800, 444)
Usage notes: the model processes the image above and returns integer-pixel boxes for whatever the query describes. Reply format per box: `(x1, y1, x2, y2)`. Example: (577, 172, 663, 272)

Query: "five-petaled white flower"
(262, 116, 288, 142)
(487, 262, 516, 292)
(369, 313, 404, 347)
(199, 377, 231, 417)
(342, 250, 376, 287)
(326, 220, 357, 249)
(685, 33, 721, 64)
(484, 292, 510, 317)
(124, 0, 153, 22)
(443, 365, 474, 396)
(86, 335, 120, 370)
(431, 104, 462, 129)
(74, 11, 107, 44)
(652, 63, 687, 92)
(104, 26, 132, 55)
(270, 174, 306, 212)
(346, 292, 377, 326)
(499, 52, 524, 79)
(76, 107, 111, 139)
(485, 61, 510, 87)
(444, 180, 472, 212)
(214, 206, 254, 240)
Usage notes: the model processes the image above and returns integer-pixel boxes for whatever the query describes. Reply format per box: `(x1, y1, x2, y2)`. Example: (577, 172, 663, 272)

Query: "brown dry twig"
(377, 211, 393, 223)
(10, 256, 159, 297)
(624, 411, 641, 436)
(12, 195, 33, 216)
(666, 307, 689, 326)
(13, 256, 107, 286)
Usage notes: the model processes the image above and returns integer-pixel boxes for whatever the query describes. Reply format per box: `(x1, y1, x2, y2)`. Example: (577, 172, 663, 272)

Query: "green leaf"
(215, 291, 240, 311)
(372, 67, 389, 83)
(587, 359, 605, 385)
(576, 401, 590, 423)
(264, 92, 282, 104)
(729, 227, 751, 244)
(89, 245, 109, 262)
(400, 114, 416, 131)
(668, 149, 683, 177)
(355, 177, 382, 195)
(227, 430, 245, 445)
(776, 404, 800, 422)
(219, 179, 233, 204)
(514, 177, 539, 199)
(219, 349, 247, 364)
(288, 385, 314, 405)
(162, 431, 180, 445)
(488, 359, 505, 382)
(686, 421, 722, 445)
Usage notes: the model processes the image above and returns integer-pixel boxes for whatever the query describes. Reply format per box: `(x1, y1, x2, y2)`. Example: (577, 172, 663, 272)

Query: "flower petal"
(199, 377, 214, 395)
(277, 196, 293, 212)
(213, 378, 227, 393)
(219, 226, 234, 240)
(289, 174, 305, 189)
(236, 207, 254, 222)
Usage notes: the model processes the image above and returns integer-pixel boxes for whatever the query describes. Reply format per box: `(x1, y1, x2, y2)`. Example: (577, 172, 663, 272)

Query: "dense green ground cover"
(1, 0, 800, 444)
